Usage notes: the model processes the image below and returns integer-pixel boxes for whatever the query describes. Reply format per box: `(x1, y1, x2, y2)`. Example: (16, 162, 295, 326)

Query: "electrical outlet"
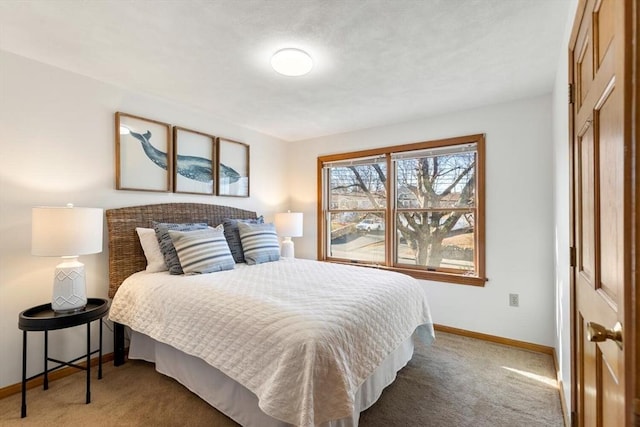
(509, 293, 519, 307)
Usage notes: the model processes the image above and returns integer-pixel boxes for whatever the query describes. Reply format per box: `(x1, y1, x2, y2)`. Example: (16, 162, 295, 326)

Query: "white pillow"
(136, 227, 167, 273)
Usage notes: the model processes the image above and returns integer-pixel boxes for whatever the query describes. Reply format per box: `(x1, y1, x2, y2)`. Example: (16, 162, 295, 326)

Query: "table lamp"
(31, 204, 103, 313)
(274, 211, 303, 258)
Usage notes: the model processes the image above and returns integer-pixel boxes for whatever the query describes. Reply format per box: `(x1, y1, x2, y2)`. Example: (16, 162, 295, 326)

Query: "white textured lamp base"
(281, 238, 295, 258)
(52, 258, 87, 313)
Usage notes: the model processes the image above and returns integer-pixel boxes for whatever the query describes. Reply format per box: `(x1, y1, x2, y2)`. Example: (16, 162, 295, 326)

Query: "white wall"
(289, 95, 556, 346)
(0, 51, 290, 388)
(552, 0, 579, 417)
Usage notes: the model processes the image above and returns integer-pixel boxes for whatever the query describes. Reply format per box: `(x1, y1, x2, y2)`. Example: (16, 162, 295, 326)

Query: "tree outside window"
(319, 134, 486, 286)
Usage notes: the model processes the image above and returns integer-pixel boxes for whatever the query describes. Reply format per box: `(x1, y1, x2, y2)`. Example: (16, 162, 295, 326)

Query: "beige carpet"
(0, 332, 564, 426)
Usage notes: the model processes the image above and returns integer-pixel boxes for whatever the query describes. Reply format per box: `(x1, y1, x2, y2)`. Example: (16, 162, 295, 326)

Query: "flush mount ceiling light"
(271, 48, 313, 77)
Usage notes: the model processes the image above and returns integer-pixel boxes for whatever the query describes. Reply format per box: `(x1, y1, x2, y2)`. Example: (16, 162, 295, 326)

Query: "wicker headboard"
(106, 203, 257, 298)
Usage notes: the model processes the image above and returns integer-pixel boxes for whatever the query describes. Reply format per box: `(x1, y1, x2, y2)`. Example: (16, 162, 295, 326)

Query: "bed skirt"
(129, 330, 416, 427)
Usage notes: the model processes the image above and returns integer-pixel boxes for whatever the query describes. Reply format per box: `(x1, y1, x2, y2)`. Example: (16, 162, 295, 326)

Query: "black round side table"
(18, 298, 109, 418)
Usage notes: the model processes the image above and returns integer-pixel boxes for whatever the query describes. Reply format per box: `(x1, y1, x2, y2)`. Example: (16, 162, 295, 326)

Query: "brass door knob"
(586, 321, 623, 349)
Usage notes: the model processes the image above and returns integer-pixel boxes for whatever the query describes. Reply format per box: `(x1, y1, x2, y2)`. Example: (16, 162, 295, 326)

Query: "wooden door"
(569, 0, 637, 426)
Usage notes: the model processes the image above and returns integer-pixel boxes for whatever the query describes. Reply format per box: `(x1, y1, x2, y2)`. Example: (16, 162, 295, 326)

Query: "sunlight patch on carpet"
(502, 366, 558, 388)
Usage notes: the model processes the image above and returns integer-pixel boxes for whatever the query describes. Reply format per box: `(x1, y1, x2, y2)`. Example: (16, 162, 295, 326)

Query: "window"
(318, 134, 486, 286)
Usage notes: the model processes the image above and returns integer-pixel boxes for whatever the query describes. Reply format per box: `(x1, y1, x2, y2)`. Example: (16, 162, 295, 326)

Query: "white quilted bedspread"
(109, 258, 434, 426)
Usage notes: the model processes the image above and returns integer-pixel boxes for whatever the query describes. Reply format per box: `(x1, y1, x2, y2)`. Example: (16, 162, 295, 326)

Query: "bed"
(106, 203, 434, 427)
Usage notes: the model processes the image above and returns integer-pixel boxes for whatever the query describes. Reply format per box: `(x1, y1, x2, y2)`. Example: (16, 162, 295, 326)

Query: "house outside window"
(318, 134, 486, 286)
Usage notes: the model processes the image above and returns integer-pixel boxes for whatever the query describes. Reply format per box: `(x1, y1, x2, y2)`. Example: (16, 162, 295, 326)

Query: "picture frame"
(115, 112, 172, 192)
(217, 137, 250, 197)
(173, 126, 216, 195)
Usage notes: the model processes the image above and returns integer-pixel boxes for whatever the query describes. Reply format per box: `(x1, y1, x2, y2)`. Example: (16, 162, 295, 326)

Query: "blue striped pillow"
(237, 222, 280, 265)
(168, 229, 235, 274)
(222, 216, 264, 263)
(153, 222, 209, 275)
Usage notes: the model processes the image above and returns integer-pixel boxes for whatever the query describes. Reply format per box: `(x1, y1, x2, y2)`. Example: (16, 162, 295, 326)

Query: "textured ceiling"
(0, 0, 571, 141)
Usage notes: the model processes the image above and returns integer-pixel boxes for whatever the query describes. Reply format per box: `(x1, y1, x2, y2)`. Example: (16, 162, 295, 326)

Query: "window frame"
(317, 134, 487, 286)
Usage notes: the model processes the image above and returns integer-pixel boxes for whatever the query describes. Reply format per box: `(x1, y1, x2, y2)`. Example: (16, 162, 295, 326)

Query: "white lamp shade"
(275, 212, 303, 238)
(32, 206, 104, 256)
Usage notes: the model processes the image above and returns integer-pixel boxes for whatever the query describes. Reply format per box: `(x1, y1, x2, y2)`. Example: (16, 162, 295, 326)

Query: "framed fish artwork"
(115, 112, 172, 192)
(173, 126, 216, 195)
(217, 137, 250, 197)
